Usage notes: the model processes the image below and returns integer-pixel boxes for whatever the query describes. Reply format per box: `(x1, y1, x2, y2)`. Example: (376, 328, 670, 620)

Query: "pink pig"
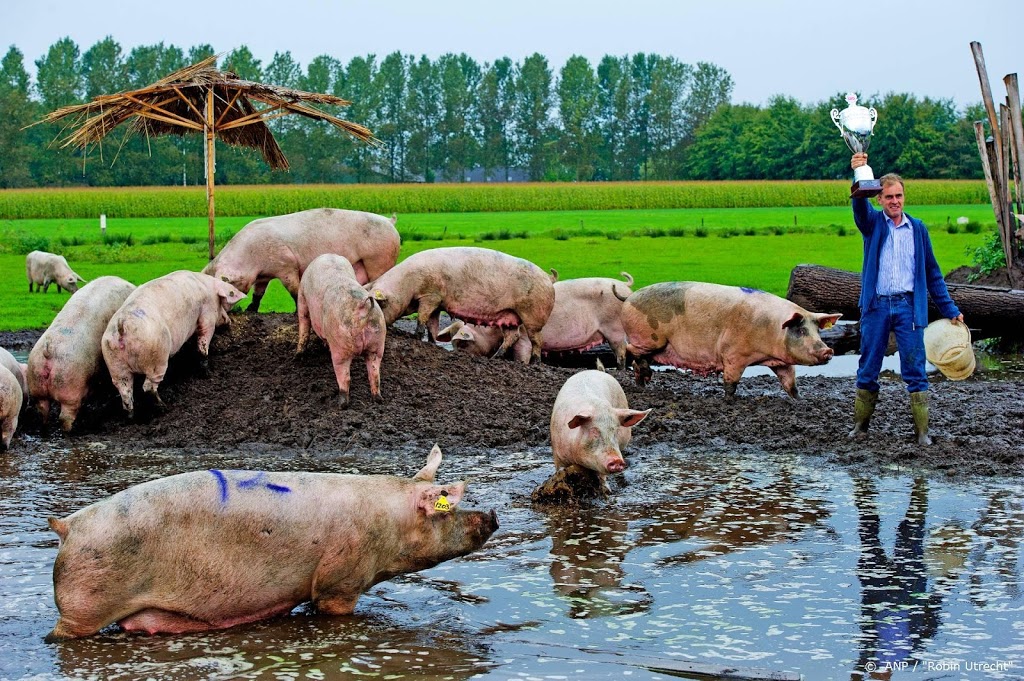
(27, 276, 137, 431)
(438, 272, 634, 365)
(203, 208, 401, 312)
(619, 282, 841, 398)
(0, 363, 22, 451)
(101, 271, 245, 417)
(45, 444, 498, 640)
(367, 246, 555, 364)
(297, 254, 387, 407)
(550, 369, 651, 481)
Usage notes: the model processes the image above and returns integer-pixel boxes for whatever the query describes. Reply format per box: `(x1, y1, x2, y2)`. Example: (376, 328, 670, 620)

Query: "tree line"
(0, 38, 988, 189)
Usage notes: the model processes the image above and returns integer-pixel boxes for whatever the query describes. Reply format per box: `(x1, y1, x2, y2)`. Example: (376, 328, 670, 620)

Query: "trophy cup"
(831, 92, 882, 198)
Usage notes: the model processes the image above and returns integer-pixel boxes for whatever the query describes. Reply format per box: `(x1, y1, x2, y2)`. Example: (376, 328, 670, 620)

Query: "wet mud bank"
(5, 312, 1023, 478)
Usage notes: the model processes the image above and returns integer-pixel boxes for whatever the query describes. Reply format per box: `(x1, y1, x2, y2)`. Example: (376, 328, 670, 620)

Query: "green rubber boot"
(847, 388, 878, 440)
(910, 391, 932, 446)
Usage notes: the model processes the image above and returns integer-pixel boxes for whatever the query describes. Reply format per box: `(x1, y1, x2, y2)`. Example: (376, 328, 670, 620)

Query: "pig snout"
(815, 344, 835, 364)
(605, 454, 627, 474)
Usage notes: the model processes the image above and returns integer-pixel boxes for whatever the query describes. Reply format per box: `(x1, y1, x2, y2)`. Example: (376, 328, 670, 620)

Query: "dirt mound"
(10, 312, 1024, 477)
(946, 263, 1024, 288)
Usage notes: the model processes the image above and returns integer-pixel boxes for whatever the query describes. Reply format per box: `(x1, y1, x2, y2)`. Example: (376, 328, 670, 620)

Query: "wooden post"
(971, 42, 1005, 184)
(205, 87, 216, 262)
(1004, 74, 1024, 219)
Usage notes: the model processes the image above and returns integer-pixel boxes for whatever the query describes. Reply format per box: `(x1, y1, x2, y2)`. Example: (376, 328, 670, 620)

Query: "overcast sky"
(4, 0, 1021, 110)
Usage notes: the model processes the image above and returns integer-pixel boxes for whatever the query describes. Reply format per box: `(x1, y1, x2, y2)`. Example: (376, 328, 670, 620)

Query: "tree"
(406, 55, 442, 182)
(556, 55, 599, 181)
(0, 46, 37, 187)
(514, 53, 554, 181)
(646, 56, 690, 179)
(437, 53, 480, 181)
(125, 43, 186, 89)
(375, 52, 411, 182)
(596, 56, 632, 180)
(478, 57, 515, 180)
(223, 46, 262, 80)
(682, 61, 733, 144)
(35, 37, 83, 110)
(339, 55, 381, 182)
(82, 37, 127, 98)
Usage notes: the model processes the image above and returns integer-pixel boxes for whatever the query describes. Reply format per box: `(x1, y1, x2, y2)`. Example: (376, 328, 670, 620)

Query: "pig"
(0, 364, 22, 451)
(45, 444, 498, 640)
(437, 272, 635, 366)
(27, 276, 137, 431)
(101, 271, 245, 417)
(618, 282, 842, 398)
(550, 369, 651, 482)
(0, 347, 28, 405)
(297, 254, 387, 407)
(367, 246, 555, 364)
(26, 251, 86, 293)
(202, 208, 401, 312)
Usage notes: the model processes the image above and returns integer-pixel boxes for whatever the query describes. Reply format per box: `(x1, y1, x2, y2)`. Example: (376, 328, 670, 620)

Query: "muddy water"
(2, 442, 1022, 681)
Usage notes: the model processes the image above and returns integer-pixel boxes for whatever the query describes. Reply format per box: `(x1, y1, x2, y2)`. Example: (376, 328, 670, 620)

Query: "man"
(848, 152, 964, 445)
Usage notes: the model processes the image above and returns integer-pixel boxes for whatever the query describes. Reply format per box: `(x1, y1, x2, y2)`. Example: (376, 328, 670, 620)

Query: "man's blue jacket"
(852, 197, 961, 328)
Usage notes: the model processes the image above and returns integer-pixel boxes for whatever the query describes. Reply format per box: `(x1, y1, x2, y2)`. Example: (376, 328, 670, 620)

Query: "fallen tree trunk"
(786, 264, 1024, 340)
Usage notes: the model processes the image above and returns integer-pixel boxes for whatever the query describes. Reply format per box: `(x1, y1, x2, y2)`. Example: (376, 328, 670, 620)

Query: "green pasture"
(0, 205, 993, 332)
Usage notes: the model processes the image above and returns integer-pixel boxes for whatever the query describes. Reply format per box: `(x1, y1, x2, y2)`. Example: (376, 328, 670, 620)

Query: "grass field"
(0, 205, 994, 331)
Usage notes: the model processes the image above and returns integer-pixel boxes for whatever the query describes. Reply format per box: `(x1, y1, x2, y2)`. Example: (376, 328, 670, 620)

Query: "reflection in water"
(851, 478, 946, 680)
(969, 489, 1024, 605)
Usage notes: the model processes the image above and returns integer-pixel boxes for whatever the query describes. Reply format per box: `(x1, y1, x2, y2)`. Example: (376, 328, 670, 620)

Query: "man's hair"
(879, 173, 904, 189)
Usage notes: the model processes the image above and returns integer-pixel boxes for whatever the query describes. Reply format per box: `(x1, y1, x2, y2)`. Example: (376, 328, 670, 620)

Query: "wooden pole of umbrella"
(31, 55, 378, 262)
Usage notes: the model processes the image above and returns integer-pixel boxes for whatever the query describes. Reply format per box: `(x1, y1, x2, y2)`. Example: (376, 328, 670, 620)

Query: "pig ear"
(617, 408, 652, 428)
(816, 313, 843, 330)
(436, 320, 465, 342)
(567, 412, 593, 429)
(454, 326, 475, 341)
(372, 289, 388, 304)
(782, 312, 805, 329)
(413, 443, 443, 481)
(416, 481, 467, 516)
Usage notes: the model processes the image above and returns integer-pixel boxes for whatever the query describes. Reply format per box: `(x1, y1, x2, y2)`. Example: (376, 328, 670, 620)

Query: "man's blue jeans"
(856, 293, 929, 393)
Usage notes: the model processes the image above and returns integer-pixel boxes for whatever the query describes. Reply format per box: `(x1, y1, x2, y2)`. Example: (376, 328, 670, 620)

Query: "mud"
(4, 309, 1022, 479)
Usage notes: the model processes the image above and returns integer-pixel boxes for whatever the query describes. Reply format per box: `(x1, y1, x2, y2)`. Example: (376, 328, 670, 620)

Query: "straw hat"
(924, 319, 975, 380)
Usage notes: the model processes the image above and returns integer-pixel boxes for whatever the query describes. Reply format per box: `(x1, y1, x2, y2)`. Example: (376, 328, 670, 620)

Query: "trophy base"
(850, 179, 882, 199)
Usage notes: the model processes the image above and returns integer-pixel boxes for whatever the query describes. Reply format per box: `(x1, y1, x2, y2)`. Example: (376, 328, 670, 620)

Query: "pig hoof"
(371, 393, 383, 404)
(338, 394, 350, 409)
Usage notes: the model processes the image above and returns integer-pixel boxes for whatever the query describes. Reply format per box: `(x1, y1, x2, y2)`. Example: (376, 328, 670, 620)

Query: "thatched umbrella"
(37, 55, 378, 259)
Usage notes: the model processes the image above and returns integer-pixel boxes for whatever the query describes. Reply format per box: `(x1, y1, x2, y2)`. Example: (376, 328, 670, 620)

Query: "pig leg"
(523, 326, 544, 364)
(36, 397, 51, 425)
(329, 347, 354, 408)
(58, 399, 82, 433)
(108, 366, 136, 418)
(247, 278, 271, 313)
(415, 296, 443, 341)
(722, 361, 746, 399)
(296, 290, 311, 353)
(490, 325, 524, 361)
(770, 365, 799, 398)
(365, 352, 383, 402)
(280, 272, 301, 307)
(351, 260, 369, 285)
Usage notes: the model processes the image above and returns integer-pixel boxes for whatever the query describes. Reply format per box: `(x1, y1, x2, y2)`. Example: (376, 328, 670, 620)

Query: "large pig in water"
(550, 369, 650, 482)
(101, 271, 245, 417)
(619, 282, 841, 398)
(297, 254, 387, 407)
(368, 246, 555, 364)
(0, 364, 22, 451)
(28, 276, 137, 431)
(203, 208, 401, 312)
(45, 444, 498, 640)
(437, 272, 634, 366)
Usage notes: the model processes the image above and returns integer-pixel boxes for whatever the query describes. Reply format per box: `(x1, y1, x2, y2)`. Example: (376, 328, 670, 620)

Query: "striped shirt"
(875, 213, 915, 295)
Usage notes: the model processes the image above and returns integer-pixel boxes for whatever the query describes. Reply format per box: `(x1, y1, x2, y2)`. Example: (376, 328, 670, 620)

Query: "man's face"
(879, 182, 904, 221)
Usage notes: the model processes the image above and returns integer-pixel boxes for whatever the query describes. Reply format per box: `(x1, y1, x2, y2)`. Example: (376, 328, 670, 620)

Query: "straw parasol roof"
(36, 55, 378, 258)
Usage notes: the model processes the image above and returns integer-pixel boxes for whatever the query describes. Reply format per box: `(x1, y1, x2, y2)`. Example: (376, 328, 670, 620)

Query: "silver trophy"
(830, 92, 882, 198)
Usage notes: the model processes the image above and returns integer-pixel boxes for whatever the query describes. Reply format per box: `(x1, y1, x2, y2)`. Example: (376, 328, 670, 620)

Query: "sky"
(3, 0, 1022, 110)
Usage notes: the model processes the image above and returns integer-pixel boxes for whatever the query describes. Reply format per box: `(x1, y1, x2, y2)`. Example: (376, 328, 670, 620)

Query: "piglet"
(550, 369, 651, 483)
(45, 444, 498, 640)
(297, 254, 386, 407)
(101, 270, 245, 417)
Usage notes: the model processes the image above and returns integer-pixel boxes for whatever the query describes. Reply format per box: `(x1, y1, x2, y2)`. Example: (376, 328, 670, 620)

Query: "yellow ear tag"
(374, 290, 384, 300)
(434, 492, 451, 513)
(823, 320, 835, 329)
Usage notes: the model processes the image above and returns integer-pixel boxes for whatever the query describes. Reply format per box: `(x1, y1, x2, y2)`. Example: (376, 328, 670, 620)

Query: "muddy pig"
(46, 444, 498, 640)
(28, 276, 137, 431)
(0, 363, 22, 450)
(368, 246, 555, 364)
(297, 254, 386, 407)
(619, 282, 841, 398)
(438, 272, 634, 365)
(101, 271, 245, 417)
(203, 208, 401, 312)
(550, 369, 651, 482)
(0, 347, 27, 405)
(26, 251, 86, 293)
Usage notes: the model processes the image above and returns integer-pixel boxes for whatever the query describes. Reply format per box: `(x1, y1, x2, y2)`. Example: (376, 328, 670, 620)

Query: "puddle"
(2, 443, 1022, 680)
